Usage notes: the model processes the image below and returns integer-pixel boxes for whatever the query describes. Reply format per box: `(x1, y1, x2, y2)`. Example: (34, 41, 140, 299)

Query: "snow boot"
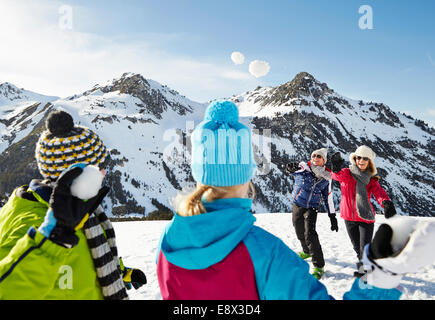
(353, 270, 367, 278)
(353, 262, 366, 278)
(298, 252, 312, 260)
(312, 267, 325, 280)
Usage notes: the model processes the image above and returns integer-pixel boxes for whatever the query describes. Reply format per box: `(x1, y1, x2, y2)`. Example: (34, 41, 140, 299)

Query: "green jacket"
(0, 184, 104, 300)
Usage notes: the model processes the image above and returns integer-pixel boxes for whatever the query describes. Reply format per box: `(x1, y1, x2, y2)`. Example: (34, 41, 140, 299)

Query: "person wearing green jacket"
(0, 110, 146, 300)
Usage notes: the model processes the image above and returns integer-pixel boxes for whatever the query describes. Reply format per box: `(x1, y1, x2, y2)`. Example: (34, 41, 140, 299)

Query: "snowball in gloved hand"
(362, 216, 435, 289)
(368, 216, 435, 275)
(70, 165, 104, 200)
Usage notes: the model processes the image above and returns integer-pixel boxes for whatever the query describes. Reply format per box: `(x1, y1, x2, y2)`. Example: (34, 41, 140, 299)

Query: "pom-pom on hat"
(45, 110, 75, 136)
(190, 100, 256, 187)
(204, 100, 239, 126)
(35, 110, 108, 180)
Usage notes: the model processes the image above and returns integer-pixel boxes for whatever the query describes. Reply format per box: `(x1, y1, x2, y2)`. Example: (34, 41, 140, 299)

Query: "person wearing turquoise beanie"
(155, 100, 403, 301)
(190, 100, 257, 187)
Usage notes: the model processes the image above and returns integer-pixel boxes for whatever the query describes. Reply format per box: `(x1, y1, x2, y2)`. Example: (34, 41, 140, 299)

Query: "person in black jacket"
(285, 148, 338, 279)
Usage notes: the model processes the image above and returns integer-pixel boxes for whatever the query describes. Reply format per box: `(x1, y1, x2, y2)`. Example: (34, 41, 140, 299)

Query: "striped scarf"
(83, 206, 129, 300)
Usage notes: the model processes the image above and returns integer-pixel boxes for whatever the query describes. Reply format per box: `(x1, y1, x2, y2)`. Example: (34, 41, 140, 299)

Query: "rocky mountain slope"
(232, 72, 434, 216)
(0, 72, 433, 217)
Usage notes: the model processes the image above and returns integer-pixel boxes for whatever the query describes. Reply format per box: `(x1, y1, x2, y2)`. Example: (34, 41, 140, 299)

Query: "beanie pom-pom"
(204, 100, 239, 126)
(46, 110, 74, 136)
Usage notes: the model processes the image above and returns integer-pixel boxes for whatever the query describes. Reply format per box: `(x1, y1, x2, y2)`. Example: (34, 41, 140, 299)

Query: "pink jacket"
(330, 168, 390, 223)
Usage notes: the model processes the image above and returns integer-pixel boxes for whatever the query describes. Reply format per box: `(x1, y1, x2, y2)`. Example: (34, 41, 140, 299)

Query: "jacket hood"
(27, 179, 53, 204)
(159, 197, 256, 270)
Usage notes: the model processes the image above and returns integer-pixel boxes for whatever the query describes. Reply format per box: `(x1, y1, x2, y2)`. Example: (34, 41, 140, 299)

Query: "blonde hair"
(173, 182, 256, 217)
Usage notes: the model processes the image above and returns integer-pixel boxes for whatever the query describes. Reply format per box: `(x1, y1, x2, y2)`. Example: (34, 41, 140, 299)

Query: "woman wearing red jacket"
(330, 145, 397, 277)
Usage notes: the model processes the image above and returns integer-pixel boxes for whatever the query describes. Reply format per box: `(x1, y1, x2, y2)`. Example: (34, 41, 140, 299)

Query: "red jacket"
(330, 168, 390, 223)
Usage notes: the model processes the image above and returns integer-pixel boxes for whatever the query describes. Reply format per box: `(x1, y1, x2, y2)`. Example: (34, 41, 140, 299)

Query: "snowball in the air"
(70, 165, 104, 200)
(249, 60, 270, 78)
(231, 52, 245, 65)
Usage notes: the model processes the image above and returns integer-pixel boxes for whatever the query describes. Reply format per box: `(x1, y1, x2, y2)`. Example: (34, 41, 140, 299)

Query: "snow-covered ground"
(113, 213, 435, 300)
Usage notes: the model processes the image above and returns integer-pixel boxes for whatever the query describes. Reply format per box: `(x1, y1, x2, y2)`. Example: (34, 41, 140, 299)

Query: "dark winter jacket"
(291, 161, 335, 214)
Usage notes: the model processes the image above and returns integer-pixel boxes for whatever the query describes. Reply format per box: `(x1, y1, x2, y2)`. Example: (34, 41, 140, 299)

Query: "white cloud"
(231, 52, 245, 65)
(0, 0, 259, 102)
(249, 60, 271, 78)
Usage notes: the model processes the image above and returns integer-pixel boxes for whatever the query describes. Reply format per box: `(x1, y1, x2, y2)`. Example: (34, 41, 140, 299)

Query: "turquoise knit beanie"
(190, 100, 256, 187)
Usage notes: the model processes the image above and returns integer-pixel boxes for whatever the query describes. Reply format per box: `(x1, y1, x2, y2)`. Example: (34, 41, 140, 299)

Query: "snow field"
(112, 213, 435, 300)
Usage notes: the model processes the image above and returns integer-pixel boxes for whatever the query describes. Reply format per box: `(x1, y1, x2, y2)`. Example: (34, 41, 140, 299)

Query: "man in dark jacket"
(285, 148, 338, 279)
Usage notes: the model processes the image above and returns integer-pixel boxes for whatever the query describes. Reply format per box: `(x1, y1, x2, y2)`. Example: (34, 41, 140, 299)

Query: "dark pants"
(292, 203, 325, 268)
(344, 220, 374, 262)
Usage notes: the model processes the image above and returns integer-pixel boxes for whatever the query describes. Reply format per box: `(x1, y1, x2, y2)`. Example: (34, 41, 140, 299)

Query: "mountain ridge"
(0, 72, 433, 217)
(0, 82, 59, 106)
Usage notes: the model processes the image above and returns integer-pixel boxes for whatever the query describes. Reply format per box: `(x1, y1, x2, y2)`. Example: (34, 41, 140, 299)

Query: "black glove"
(329, 214, 339, 232)
(382, 200, 397, 219)
(123, 269, 147, 290)
(285, 162, 300, 174)
(330, 152, 345, 173)
(40, 166, 109, 247)
(119, 257, 147, 290)
(369, 224, 394, 259)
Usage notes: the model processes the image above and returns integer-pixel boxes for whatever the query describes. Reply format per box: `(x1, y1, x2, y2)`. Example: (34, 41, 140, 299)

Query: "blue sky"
(0, 0, 434, 124)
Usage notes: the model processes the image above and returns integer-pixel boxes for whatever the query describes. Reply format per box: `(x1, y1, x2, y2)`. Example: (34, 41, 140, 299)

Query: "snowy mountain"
(230, 72, 434, 217)
(0, 82, 59, 154)
(0, 72, 433, 217)
(113, 213, 435, 300)
(0, 82, 58, 107)
(0, 73, 205, 215)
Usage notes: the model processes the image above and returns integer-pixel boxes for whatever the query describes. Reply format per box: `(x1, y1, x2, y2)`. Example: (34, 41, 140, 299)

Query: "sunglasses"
(311, 154, 323, 159)
(356, 156, 370, 161)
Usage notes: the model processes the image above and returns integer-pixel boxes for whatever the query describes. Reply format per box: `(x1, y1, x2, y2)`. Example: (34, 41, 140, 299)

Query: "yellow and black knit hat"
(35, 110, 108, 180)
